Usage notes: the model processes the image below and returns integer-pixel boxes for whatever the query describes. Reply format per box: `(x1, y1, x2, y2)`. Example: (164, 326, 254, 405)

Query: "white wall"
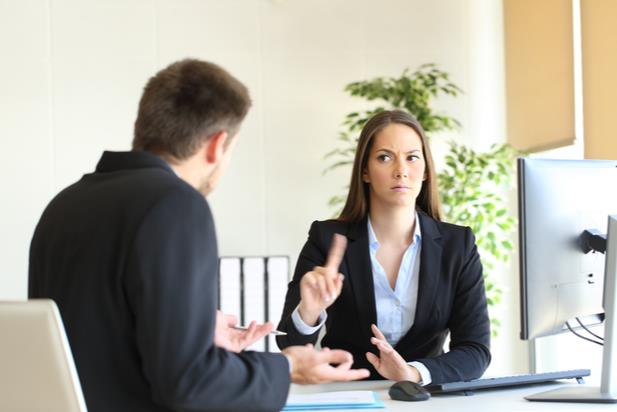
(0, 0, 525, 375)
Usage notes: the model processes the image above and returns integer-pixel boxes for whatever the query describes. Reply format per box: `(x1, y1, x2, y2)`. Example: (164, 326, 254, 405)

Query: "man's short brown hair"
(133, 59, 251, 160)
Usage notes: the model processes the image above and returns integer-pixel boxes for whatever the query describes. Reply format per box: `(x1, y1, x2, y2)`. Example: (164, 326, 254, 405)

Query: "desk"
(290, 381, 616, 411)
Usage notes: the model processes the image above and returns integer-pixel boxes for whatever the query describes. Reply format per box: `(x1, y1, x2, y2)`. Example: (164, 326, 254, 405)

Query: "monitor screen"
(518, 158, 617, 340)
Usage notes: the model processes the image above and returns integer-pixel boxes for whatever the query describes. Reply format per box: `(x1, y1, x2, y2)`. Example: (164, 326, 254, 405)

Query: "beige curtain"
(504, 0, 575, 153)
(581, 0, 617, 160)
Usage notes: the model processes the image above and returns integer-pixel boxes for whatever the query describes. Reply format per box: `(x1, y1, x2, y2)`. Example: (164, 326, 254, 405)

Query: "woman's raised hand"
(297, 234, 347, 325)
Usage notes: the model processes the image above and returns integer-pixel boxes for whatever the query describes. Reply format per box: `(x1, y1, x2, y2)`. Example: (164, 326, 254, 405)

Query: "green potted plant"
(325, 64, 519, 335)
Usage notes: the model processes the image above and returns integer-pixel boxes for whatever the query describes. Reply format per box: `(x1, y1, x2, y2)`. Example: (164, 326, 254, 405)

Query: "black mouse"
(389, 380, 431, 402)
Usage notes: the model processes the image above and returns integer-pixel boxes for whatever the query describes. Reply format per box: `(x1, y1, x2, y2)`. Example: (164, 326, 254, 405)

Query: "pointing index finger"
(325, 233, 347, 271)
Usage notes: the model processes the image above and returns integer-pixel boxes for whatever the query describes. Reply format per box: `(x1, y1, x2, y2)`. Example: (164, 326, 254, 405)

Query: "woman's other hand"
(366, 324, 421, 382)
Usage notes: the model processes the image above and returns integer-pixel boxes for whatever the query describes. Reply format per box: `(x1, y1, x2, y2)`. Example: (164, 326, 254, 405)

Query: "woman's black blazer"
(277, 211, 491, 384)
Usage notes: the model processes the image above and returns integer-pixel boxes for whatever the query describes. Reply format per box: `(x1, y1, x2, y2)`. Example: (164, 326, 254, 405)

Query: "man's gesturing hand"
(283, 344, 370, 384)
(214, 311, 273, 353)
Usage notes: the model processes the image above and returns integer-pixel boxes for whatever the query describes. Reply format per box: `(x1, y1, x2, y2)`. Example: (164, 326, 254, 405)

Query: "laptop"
(0, 299, 87, 412)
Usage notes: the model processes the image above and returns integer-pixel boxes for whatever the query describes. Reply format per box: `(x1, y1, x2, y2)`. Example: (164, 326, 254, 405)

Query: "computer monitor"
(518, 158, 617, 340)
(518, 158, 617, 402)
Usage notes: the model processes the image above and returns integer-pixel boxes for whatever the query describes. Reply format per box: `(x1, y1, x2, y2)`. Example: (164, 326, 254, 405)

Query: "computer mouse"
(389, 380, 431, 402)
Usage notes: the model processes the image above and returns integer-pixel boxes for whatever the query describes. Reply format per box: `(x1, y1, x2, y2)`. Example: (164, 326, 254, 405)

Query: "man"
(29, 59, 368, 412)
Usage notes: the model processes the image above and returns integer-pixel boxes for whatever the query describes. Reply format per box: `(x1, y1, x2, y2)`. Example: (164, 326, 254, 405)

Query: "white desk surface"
(290, 380, 616, 411)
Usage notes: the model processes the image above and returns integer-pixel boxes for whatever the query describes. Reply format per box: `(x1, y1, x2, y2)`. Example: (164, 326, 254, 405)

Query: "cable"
(575, 317, 604, 341)
(565, 322, 603, 346)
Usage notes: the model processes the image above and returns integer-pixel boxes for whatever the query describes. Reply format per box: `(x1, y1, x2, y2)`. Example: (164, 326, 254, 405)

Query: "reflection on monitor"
(518, 158, 617, 403)
(518, 158, 617, 340)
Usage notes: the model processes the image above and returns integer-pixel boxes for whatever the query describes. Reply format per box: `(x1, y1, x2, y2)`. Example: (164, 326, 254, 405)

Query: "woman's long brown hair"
(338, 110, 442, 223)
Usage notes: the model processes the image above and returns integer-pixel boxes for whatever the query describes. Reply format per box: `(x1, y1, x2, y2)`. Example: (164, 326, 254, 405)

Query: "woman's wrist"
(297, 302, 320, 326)
(405, 365, 421, 383)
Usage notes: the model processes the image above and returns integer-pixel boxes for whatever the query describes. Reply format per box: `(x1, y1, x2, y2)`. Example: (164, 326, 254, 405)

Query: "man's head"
(133, 59, 251, 195)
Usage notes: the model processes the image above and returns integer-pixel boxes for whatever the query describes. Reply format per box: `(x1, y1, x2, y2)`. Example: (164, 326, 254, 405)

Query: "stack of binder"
(218, 256, 289, 352)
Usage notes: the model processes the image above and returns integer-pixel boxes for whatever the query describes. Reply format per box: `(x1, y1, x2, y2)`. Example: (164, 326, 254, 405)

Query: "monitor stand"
(526, 215, 617, 403)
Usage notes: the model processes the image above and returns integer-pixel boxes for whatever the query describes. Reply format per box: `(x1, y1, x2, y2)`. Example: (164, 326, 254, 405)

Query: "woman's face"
(362, 123, 426, 211)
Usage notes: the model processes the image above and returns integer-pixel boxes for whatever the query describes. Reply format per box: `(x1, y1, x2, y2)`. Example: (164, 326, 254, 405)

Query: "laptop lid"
(0, 299, 87, 412)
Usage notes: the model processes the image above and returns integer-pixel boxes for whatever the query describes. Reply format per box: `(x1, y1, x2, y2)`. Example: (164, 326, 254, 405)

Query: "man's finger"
(317, 348, 353, 365)
(225, 313, 238, 327)
(246, 320, 257, 332)
(245, 321, 259, 341)
(240, 322, 273, 349)
(334, 359, 353, 370)
(325, 234, 347, 270)
(322, 366, 370, 382)
(256, 322, 274, 338)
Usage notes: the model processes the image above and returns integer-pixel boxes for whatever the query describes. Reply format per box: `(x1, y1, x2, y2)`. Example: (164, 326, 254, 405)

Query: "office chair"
(0, 299, 87, 412)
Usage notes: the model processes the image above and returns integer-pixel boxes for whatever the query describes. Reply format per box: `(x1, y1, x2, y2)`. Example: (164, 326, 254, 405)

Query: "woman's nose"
(394, 164, 408, 178)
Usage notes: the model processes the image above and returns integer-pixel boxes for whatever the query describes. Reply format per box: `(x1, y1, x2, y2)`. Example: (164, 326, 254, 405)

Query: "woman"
(277, 110, 491, 385)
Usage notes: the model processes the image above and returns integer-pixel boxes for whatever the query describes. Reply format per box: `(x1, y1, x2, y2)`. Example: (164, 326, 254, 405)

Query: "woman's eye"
(377, 154, 391, 162)
(408, 154, 421, 162)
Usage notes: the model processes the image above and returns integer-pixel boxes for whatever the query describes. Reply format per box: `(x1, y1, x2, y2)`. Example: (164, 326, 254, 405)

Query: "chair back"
(0, 299, 87, 412)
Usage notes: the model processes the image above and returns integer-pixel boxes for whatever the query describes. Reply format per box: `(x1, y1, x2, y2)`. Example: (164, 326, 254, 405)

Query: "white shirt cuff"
(409, 361, 432, 386)
(291, 305, 327, 335)
(282, 353, 293, 373)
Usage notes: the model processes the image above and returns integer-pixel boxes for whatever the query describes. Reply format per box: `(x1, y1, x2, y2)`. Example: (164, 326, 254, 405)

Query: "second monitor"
(518, 158, 617, 340)
(518, 158, 617, 403)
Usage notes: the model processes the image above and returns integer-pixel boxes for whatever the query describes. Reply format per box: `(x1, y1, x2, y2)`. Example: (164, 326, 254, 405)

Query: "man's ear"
(204, 131, 229, 164)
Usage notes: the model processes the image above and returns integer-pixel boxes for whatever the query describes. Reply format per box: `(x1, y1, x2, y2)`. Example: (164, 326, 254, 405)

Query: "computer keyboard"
(425, 369, 590, 395)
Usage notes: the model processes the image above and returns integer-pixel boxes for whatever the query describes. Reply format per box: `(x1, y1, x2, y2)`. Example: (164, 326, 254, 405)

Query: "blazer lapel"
(345, 218, 377, 337)
(414, 212, 443, 325)
(399, 212, 443, 344)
